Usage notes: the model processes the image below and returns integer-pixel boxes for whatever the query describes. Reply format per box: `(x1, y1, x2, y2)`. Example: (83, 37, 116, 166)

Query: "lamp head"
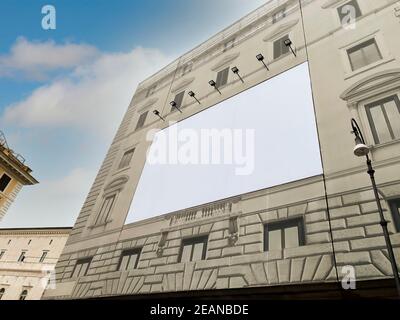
(284, 38, 292, 47)
(231, 66, 239, 74)
(170, 101, 176, 107)
(209, 80, 216, 87)
(353, 136, 370, 157)
(153, 110, 160, 116)
(256, 54, 264, 61)
(188, 91, 195, 97)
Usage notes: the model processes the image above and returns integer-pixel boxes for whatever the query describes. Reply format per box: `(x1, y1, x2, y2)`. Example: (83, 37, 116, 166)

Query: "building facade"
(0, 227, 71, 300)
(0, 131, 38, 221)
(44, 0, 400, 299)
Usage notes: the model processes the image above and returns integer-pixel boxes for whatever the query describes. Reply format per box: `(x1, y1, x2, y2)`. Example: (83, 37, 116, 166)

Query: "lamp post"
(351, 118, 400, 297)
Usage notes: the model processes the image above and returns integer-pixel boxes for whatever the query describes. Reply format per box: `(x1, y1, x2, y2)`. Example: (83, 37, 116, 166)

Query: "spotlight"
(153, 109, 165, 121)
(284, 38, 297, 57)
(188, 91, 201, 104)
(209, 80, 221, 94)
(170, 101, 182, 113)
(231, 66, 244, 83)
(256, 54, 269, 70)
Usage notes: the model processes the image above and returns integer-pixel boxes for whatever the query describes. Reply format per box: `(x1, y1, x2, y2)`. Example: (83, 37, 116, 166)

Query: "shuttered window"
(216, 67, 229, 88)
(135, 111, 148, 131)
(179, 236, 208, 262)
(95, 194, 116, 225)
(264, 218, 305, 251)
(366, 95, 400, 144)
(119, 149, 135, 169)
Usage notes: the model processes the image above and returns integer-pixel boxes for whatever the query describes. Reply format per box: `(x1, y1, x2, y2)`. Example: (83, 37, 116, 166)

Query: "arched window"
(19, 289, 28, 300)
(0, 288, 5, 300)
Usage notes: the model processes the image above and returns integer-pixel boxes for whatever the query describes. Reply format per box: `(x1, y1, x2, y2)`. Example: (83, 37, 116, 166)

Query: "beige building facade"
(0, 227, 71, 300)
(0, 131, 38, 221)
(44, 0, 400, 299)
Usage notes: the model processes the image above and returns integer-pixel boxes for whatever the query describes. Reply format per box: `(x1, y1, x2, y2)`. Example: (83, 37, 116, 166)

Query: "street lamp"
(351, 118, 400, 297)
(209, 80, 221, 94)
(153, 109, 165, 121)
(231, 66, 244, 83)
(256, 53, 269, 70)
(188, 91, 201, 104)
(284, 38, 297, 57)
(170, 101, 183, 113)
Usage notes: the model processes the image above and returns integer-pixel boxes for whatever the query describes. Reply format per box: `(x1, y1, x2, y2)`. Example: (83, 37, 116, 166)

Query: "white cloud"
(0, 168, 96, 228)
(0, 39, 172, 227)
(1, 44, 171, 138)
(0, 37, 99, 80)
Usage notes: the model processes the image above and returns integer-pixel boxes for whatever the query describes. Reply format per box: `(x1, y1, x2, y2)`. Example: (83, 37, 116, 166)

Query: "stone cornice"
(0, 228, 71, 236)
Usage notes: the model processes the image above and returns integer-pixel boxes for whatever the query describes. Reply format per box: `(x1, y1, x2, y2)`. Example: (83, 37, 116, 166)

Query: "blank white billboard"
(125, 62, 322, 225)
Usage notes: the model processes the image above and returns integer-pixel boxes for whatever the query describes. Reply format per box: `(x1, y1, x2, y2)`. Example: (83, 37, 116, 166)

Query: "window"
(119, 148, 135, 169)
(18, 251, 26, 262)
(272, 8, 286, 24)
(118, 248, 142, 271)
(337, 0, 362, 23)
(273, 35, 290, 59)
(179, 236, 208, 263)
(347, 39, 382, 71)
(135, 111, 148, 131)
(0, 250, 4, 260)
(389, 199, 400, 232)
(95, 194, 116, 225)
(39, 251, 48, 263)
(171, 91, 185, 112)
(71, 258, 92, 278)
(366, 95, 400, 144)
(215, 67, 229, 88)
(0, 174, 11, 192)
(264, 218, 305, 251)
(19, 290, 28, 300)
(146, 85, 157, 98)
(0, 288, 5, 300)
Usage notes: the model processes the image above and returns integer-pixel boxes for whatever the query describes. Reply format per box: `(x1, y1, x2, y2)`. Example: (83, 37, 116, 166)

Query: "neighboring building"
(44, 0, 400, 299)
(0, 131, 38, 221)
(0, 227, 71, 300)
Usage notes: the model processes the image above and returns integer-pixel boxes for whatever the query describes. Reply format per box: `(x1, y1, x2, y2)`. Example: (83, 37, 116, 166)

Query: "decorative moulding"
(103, 175, 129, 194)
(340, 69, 400, 103)
(262, 19, 299, 42)
(321, 0, 344, 9)
(137, 97, 158, 113)
(211, 52, 240, 71)
(171, 77, 195, 93)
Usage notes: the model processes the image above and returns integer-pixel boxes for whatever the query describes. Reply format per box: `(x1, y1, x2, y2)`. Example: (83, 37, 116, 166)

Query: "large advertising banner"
(125, 62, 322, 224)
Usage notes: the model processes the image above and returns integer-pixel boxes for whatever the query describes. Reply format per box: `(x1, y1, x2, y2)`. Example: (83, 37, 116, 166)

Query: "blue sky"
(0, 0, 268, 227)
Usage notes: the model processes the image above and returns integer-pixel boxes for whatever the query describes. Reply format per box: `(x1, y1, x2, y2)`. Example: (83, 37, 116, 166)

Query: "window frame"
(264, 217, 305, 251)
(346, 38, 382, 72)
(0, 173, 12, 192)
(94, 194, 116, 226)
(39, 251, 48, 263)
(135, 111, 149, 131)
(178, 236, 208, 263)
(215, 67, 229, 88)
(389, 198, 400, 233)
(71, 257, 93, 278)
(117, 248, 142, 271)
(18, 251, 26, 262)
(365, 94, 400, 145)
(19, 289, 28, 300)
(118, 148, 135, 170)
